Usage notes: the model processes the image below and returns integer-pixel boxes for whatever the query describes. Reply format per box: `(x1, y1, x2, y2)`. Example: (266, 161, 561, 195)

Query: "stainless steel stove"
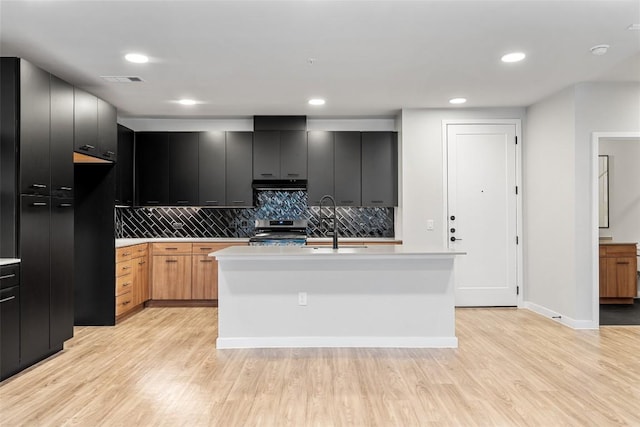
(249, 219, 308, 246)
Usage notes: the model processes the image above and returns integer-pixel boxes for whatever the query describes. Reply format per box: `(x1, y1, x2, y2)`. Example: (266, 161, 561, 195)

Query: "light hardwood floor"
(1, 307, 639, 426)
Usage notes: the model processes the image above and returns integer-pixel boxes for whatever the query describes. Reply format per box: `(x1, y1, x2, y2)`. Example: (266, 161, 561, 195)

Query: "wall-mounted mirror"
(598, 155, 609, 228)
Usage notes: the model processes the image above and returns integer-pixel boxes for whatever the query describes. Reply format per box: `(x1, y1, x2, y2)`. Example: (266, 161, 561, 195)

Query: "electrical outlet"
(426, 220, 434, 231)
(298, 292, 307, 306)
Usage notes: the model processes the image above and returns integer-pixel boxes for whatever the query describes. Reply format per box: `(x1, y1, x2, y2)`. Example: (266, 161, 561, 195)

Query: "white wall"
(525, 82, 640, 326)
(523, 87, 577, 319)
(398, 108, 526, 247)
(598, 139, 640, 244)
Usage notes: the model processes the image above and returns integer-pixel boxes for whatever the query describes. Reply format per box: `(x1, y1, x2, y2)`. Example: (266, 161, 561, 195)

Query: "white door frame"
(442, 119, 523, 307)
(591, 131, 640, 327)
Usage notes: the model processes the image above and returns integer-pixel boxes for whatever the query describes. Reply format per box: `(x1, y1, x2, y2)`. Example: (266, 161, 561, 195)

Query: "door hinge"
(515, 186, 518, 195)
(517, 286, 520, 295)
(516, 236, 519, 244)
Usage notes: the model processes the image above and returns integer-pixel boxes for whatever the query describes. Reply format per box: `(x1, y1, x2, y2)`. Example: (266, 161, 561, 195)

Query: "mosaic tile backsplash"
(115, 191, 394, 238)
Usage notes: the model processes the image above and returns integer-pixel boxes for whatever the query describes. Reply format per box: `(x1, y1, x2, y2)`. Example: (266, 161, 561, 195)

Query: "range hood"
(252, 179, 307, 191)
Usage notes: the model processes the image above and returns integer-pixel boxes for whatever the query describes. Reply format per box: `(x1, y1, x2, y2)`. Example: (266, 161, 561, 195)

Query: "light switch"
(426, 220, 434, 231)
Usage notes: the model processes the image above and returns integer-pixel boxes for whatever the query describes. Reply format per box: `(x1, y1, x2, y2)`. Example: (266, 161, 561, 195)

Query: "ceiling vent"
(100, 76, 144, 83)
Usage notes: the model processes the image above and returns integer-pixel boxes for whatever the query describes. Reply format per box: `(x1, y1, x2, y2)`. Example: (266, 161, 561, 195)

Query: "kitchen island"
(211, 245, 465, 349)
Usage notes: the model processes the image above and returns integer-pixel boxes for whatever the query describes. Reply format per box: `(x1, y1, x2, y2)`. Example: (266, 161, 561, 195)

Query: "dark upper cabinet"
(253, 131, 280, 179)
(199, 131, 226, 206)
(307, 131, 334, 206)
(280, 131, 307, 179)
(253, 130, 307, 179)
(50, 197, 74, 345)
(97, 98, 117, 161)
(73, 88, 98, 157)
(74, 90, 117, 162)
(226, 132, 253, 207)
(136, 132, 170, 205)
(334, 132, 361, 206)
(116, 125, 134, 205)
(20, 60, 50, 195)
(168, 132, 199, 205)
(19, 195, 51, 367)
(361, 132, 398, 207)
(50, 75, 74, 198)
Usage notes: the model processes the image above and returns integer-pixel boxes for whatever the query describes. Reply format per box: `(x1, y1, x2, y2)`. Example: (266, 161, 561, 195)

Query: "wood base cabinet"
(150, 242, 246, 303)
(115, 243, 149, 321)
(599, 243, 638, 304)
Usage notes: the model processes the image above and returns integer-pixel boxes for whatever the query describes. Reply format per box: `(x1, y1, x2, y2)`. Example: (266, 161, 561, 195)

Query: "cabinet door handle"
(616, 261, 630, 265)
(138, 261, 146, 265)
(165, 248, 178, 250)
(340, 200, 353, 204)
(122, 252, 131, 256)
(0, 296, 16, 303)
(200, 260, 214, 263)
(176, 200, 189, 204)
(58, 203, 73, 208)
(146, 201, 159, 204)
(198, 247, 212, 250)
(122, 266, 131, 270)
(31, 183, 47, 189)
(58, 186, 73, 191)
(0, 274, 16, 280)
(31, 202, 48, 207)
(165, 260, 178, 263)
(371, 200, 383, 204)
(205, 201, 218, 204)
(104, 151, 115, 156)
(80, 144, 95, 151)
(287, 173, 299, 177)
(260, 173, 274, 177)
(231, 201, 245, 204)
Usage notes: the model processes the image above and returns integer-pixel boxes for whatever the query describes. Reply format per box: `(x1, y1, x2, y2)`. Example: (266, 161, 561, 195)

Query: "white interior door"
(447, 123, 518, 306)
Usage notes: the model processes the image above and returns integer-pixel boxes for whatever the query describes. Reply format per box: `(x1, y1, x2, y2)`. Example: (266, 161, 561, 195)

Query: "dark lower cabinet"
(19, 195, 53, 367)
(50, 198, 74, 344)
(0, 264, 20, 381)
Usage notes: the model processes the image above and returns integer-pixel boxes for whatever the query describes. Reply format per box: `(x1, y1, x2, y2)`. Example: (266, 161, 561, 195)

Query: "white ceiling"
(1, 0, 639, 119)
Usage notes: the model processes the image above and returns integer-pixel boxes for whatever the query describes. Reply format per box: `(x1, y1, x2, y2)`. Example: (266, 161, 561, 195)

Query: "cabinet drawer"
(116, 260, 133, 277)
(116, 247, 134, 262)
(116, 274, 134, 296)
(601, 244, 637, 257)
(152, 243, 192, 255)
(192, 243, 232, 254)
(131, 243, 148, 258)
(115, 291, 133, 316)
(0, 264, 20, 289)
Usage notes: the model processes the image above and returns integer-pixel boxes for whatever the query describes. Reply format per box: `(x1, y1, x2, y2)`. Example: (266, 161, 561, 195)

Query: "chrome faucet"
(319, 195, 339, 249)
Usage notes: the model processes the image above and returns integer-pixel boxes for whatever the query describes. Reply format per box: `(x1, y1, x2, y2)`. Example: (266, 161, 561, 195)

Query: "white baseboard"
(524, 301, 598, 329)
(216, 336, 459, 349)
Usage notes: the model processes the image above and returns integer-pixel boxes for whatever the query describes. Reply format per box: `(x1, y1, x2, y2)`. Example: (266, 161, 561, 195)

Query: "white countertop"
(0, 258, 21, 266)
(211, 245, 465, 260)
(115, 237, 399, 248)
(115, 238, 249, 248)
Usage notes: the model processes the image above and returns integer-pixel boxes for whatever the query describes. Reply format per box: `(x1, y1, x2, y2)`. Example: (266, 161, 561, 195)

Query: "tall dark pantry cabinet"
(1, 58, 75, 379)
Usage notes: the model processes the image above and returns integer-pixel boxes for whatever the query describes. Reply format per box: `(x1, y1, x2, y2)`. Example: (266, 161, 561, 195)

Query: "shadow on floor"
(600, 299, 640, 325)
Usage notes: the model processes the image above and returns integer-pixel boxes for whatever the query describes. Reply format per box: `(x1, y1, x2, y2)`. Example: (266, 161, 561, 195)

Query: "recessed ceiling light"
(590, 44, 610, 56)
(178, 99, 197, 106)
(449, 98, 467, 105)
(308, 98, 325, 106)
(501, 52, 526, 63)
(124, 53, 149, 64)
